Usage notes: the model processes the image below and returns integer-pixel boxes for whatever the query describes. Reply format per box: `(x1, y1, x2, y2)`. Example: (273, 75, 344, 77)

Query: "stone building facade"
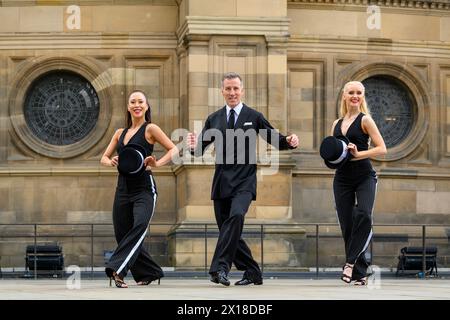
(0, 0, 449, 271)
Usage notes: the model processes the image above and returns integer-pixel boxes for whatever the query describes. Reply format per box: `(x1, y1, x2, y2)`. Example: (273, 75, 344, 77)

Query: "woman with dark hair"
(329, 81, 386, 286)
(101, 90, 177, 288)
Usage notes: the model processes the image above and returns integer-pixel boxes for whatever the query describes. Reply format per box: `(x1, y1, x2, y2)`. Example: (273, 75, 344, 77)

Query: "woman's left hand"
(347, 143, 359, 158)
(144, 155, 158, 168)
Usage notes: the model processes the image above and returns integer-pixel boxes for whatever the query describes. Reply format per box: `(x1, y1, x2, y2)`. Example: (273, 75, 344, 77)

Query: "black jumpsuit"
(333, 112, 377, 280)
(105, 123, 164, 283)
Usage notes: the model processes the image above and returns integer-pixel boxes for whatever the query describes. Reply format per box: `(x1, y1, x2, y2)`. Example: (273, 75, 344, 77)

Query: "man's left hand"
(286, 134, 299, 148)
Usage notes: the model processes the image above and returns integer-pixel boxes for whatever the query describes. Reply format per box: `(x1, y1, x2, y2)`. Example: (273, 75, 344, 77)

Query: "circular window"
(24, 71, 100, 146)
(362, 76, 415, 149)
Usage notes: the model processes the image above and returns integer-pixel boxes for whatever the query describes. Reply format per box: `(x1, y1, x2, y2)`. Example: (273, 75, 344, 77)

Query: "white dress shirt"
(226, 102, 243, 126)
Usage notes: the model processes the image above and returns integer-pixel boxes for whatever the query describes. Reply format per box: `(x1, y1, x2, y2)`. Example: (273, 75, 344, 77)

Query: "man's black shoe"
(210, 273, 219, 284)
(234, 278, 263, 286)
(217, 271, 230, 286)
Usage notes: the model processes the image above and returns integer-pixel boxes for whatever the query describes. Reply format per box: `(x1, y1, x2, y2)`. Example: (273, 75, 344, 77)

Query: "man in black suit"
(187, 72, 299, 286)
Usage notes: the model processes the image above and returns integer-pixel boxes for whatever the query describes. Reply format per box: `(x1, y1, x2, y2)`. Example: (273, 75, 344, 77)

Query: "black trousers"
(105, 173, 163, 282)
(333, 162, 377, 280)
(209, 191, 262, 281)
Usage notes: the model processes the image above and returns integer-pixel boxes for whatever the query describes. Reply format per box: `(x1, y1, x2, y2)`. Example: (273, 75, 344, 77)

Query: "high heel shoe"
(109, 272, 128, 288)
(354, 277, 368, 286)
(341, 263, 353, 284)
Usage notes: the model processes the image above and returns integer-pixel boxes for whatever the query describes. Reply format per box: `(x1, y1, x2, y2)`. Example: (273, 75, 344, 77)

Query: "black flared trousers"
(105, 173, 163, 283)
(333, 162, 377, 280)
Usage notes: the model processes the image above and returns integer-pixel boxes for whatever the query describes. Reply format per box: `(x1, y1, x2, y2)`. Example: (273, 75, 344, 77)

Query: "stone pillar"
(169, 0, 305, 271)
(267, 35, 289, 134)
(0, 54, 7, 163)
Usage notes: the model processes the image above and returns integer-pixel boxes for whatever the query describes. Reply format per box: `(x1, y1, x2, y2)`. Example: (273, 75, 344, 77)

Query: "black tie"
(228, 109, 235, 129)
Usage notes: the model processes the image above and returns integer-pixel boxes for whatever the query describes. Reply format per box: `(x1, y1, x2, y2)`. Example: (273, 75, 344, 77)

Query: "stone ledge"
(0, 32, 177, 49)
(0, 166, 175, 176)
(292, 169, 450, 179)
(289, 36, 450, 59)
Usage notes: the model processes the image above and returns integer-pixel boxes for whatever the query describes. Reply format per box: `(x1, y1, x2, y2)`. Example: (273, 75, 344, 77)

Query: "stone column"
(266, 35, 289, 134)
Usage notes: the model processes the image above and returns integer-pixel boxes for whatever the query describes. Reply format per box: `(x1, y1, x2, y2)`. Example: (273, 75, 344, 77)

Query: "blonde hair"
(339, 81, 370, 118)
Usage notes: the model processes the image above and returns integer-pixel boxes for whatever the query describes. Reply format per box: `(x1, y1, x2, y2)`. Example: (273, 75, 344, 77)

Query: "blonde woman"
(330, 81, 386, 285)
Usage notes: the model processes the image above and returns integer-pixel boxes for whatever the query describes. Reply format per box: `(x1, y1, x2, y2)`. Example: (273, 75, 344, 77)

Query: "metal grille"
(24, 72, 99, 146)
(362, 76, 414, 148)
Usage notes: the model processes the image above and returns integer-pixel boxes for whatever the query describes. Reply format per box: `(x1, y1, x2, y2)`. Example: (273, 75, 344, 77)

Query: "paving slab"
(0, 278, 449, 300)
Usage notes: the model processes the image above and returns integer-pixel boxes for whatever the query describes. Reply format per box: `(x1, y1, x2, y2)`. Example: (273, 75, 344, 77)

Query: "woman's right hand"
(110, 156, 119, 167)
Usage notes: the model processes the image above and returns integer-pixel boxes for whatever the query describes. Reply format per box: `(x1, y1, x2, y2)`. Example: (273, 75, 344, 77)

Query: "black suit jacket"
(193, 104, 293, 200)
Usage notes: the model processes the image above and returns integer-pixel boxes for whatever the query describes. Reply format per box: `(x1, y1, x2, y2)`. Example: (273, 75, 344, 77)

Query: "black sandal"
(341, 263, 353, 284)
(109, 272, 128, 288)
(354, 277, 368, 286)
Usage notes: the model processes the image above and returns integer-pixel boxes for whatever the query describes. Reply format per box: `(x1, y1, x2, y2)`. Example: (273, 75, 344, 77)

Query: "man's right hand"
(187, 132, 197, 151)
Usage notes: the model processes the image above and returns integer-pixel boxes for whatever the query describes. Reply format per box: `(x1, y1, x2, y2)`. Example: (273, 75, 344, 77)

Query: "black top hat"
(320, 135, 352, 169)
(117, 143, 147, 177)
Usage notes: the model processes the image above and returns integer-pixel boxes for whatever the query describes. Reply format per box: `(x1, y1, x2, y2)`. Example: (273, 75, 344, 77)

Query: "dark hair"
(221, 72, 243, 88)
(126, 90, 151, 128)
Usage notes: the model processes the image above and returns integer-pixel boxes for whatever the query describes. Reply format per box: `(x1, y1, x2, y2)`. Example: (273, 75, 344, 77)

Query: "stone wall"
(0, 0, 449, 271)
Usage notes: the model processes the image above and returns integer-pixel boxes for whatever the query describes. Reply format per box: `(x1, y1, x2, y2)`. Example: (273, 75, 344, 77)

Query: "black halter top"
(117, 122, 154, 157)
(333, 112, 369, 152)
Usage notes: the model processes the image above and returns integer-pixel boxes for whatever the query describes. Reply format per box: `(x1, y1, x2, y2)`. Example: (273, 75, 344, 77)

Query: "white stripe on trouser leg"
(117, 175, 157, 275)
(355, 180, 377, 261)
(357, 229, 373, 260)
(150, 175, 157, 194)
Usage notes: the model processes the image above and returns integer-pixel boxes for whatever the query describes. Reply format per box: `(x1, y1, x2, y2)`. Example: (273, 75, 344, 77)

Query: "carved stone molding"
(176, 16, 290, 45)
(288, 0, 450, 11)
(0, 0, 178, 7)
